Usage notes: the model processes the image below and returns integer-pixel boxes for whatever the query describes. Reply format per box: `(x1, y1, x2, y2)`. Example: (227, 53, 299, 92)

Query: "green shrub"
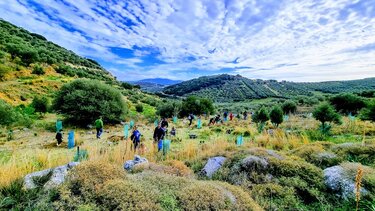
(282, 101, 297, 114)
(32, 64, 45, 75)
(156, 101, 181, 118)
(31, 96, 50, 113)
(180, 96, 214, 117)
(360, 100, 375, 122)
(135, 103, 143, 113)
(53, 79, 127, 126)
(329, 93, 366, 115)
(0, 63, 11, 80)
(313, 102, 341, 134)
(269, 106, 283, 127)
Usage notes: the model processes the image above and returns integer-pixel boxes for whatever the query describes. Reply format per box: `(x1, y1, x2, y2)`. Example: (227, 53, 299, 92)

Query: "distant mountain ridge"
(129, 78, 183, 92)
(162, 74, 375, 102)
(137, 78, 182, 86)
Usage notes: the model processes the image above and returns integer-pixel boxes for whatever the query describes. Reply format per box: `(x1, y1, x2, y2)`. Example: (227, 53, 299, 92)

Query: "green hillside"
(163, 74, 375, 102)
(0, 19, 114, 82)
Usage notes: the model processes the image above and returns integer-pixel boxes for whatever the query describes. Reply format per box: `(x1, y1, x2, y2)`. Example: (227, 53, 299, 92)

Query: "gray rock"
(124, 155, 148, 171)
(241, 155, 268, 172)
(201, 156, 227, 178)
(24, 162, 79, 190)
(324, 165, 368, 200)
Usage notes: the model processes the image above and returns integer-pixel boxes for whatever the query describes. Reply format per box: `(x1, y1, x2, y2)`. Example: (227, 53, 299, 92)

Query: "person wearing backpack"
(130, 126, 142, 152)
(95, 116, 104, 139)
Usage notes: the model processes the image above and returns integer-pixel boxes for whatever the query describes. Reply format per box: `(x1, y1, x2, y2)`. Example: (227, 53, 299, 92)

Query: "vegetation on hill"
(163, 74, 375, 103)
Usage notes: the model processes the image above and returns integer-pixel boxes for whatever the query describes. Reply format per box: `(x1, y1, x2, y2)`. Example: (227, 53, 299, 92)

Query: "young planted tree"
(282, 100, 297, 114)
(252, 107, 269, 132)
(269, 106, 283, 127)
(53, 79, 127, 126)
(313, 102, 341, 134)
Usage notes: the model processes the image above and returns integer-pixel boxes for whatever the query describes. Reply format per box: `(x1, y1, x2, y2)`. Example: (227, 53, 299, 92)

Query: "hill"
(129, 78, 183, 93)
(0, 19, 122, 105)
(163, 74, 375, 102)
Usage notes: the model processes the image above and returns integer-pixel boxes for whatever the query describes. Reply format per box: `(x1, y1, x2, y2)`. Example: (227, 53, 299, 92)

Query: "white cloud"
(0, 0, 374, 81)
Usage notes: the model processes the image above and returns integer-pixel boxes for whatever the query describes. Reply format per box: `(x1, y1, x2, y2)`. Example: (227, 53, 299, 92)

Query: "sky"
(0, 0, 375, 82)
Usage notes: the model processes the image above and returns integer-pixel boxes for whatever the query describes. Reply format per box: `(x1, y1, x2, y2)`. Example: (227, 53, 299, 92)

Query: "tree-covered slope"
(163, 74, 312, 102)
(0, 19, 114, 81)
(163, 74, 375, 102)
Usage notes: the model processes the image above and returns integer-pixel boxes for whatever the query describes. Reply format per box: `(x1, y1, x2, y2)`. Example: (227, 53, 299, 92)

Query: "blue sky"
(0, 0, 375, 82)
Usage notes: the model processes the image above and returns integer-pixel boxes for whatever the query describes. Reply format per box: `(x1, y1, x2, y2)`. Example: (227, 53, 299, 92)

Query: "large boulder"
(323, 165, 368, 200)
(241, 155, 268, 172)
(201, 156, 227, 178)
(24, 162, 79, 189)
(124, 155, 148, 171)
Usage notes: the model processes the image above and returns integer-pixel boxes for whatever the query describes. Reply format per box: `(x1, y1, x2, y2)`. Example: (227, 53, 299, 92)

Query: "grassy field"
(0, 112, 375, 210)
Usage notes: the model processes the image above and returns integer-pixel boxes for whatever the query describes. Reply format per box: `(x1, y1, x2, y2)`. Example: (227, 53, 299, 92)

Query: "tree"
(282, 101, 297, 114)
(252, 107, 269, 132)
(135, 104, 143, 113)
(32, 64, 45, 75)
(180, 96, 214, 117)
(360, 100, 375, 122)
(31, 96, 49, 113)
(53, 79, 126, 126)
(329, 93, 366, 115)
(269, 106, 283, 127)
(313, 102, 341, 134)
(0, 100, 16, 126)
(156, 101, 181, 118)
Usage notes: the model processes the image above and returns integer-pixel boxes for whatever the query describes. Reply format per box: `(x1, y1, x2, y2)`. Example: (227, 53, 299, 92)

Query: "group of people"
(55, 111, 251, 149)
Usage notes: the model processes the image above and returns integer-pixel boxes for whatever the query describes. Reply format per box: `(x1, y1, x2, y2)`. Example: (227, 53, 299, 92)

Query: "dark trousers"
(57, 138, 62, 145)
(133, 140, 140, 151)
(96, 128, 103, 138)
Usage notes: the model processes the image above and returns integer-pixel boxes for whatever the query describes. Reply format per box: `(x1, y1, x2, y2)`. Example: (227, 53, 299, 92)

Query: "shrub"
(329, 93, 366, 115)
(360, 100, 375, 122)
(0, 63, 12, 80)
(180, 96, 215, 117)
(156, 101, 181, 118)
(0, 100, 17, 126)
(135, 103, 143, 113)
(252, 107, 269, 124)
(282, 101, 297, 114)
(53, 79, 127, 126)
(269, 106, 283, 127)
(313, 102, 341, 134)
(32, 64, 45, 75)
(31, 96, 50, 113)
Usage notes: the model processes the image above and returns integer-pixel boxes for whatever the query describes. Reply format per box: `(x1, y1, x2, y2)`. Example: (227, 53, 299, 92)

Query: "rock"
(201, 156, 227, 178)
(323, 165, 368, 200)
(24, 162, 79, 190)
(241, 155, 268, 172)
(124, 155, 148, 171)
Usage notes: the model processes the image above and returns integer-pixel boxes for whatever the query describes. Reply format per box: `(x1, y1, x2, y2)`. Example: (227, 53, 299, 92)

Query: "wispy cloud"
(0, 0, 375, 81)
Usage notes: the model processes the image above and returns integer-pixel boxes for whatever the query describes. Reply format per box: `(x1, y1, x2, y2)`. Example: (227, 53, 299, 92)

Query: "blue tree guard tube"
(236, 135, 243, 146)
(124, 124, 129, 139)
(68, 130, 75, 149)
(130, 120, 135, 129)
(154, 119, 158, 127)
(283, 115, 289, 121)
(163, 139, 171, 155)
(197, 119, 202, 129)
(173, 116, 177, 123)
(56, 120, 62, 132)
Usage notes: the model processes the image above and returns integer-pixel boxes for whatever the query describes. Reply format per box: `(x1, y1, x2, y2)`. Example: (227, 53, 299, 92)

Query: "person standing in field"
(131, 126, 142, 152)
(188, 113, 194, 126)
(95, 116, 104, 139)
(229, 112, 234, 121)
(56, 129, 63, 146)
(243, 111, 248, 120)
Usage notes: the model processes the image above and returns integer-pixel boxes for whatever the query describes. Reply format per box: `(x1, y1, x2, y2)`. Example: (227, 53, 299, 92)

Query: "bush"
(0, 100, 17, 126)
(180, 96, 214, 117)
(31, 96, 50, 113)
(32, 64, 45, 75)
(282, 101, 297, 114)
(360, 100, 375, 122)
(329, 93, 366, 115)
(313, 102, 341, 134)
(269, 106, 283, 127)
(156, 101, 181, 118)
(135, 104, 143, 113)
(252, 107, 269, 124)
(0, 63, 12, 80)
(53, 79, 127, 126)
